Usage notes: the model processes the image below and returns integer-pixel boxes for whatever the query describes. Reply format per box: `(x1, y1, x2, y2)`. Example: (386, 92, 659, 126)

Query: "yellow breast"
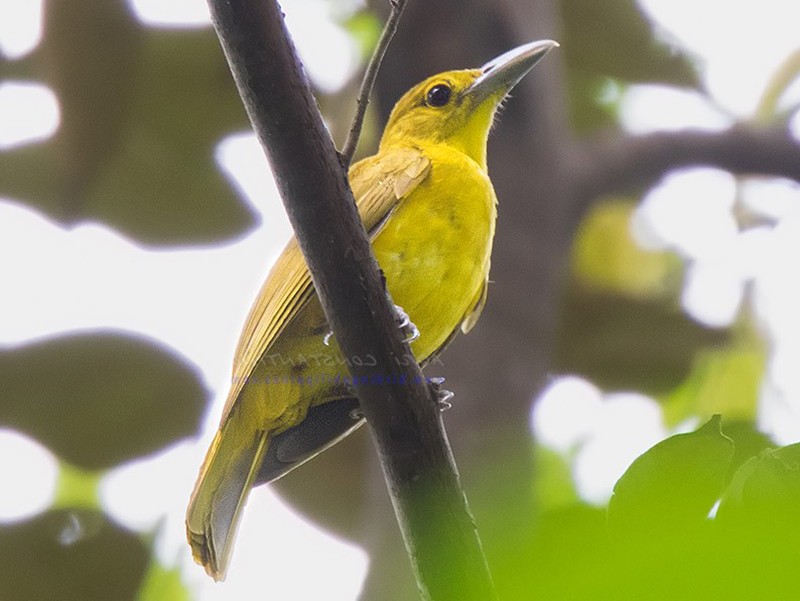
(372, 144, 497, 360)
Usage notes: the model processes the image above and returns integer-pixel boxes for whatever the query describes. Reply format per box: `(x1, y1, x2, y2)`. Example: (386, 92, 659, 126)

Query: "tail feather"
(186, 424, 270, 581)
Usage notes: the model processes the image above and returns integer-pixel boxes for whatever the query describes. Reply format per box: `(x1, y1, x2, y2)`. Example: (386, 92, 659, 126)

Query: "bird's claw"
(429, 376, 454, 412)
(349, 407, 365, 420)
(394, 304, 420, 343)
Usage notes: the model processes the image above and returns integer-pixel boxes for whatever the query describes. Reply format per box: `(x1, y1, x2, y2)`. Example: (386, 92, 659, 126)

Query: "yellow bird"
(187, 39, 557, 580)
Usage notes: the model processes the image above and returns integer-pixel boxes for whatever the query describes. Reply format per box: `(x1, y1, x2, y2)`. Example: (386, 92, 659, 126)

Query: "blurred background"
(1, 0, 800, 599)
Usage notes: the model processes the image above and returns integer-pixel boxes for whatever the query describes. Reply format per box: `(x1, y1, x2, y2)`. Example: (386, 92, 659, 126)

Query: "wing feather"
(460, 272, 489, 334)
(221, 148, 431, 421)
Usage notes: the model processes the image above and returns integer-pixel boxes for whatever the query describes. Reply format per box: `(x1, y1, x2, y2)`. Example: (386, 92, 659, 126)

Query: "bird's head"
(379, 40, 558, 168)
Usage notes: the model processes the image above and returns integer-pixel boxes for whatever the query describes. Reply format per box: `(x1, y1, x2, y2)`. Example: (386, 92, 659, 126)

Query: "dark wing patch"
(256, 397, 364, 485)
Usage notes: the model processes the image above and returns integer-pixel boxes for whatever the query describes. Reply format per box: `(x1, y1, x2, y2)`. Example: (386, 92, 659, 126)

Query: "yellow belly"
(373, 145, 496, 360)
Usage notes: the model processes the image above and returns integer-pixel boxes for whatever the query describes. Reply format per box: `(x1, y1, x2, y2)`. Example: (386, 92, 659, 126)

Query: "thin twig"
(754, 48, 800, 123)
(340, 0, 408, 167)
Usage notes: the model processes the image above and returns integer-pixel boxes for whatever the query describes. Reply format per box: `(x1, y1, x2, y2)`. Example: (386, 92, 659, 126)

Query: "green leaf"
(560, 0, 700, 87)
(0, 509, 148, 601)
(53, 462, 103, 511)
(717, 442, 800, 538)
(532, 445, 578, 512)
(559, 0, 700, 132)
(0, 331, 209, 469)
(661, 345, 766, 426)
(571, 199, 678, 298)
(557, 199, 731, 395)
(496, 504, 611, 601)
(343, 10, 382, 60)
(721, 420, 774, 478)
(565, 72, 625, 133)
(608, 416, 734, 540)
(136, 560, 190, 601)
(0, 0, 256, 246)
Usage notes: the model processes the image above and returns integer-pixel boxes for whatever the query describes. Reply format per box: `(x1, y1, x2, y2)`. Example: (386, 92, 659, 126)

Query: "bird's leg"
(428, 376, 454, 412)
(394, 304, 420, 343)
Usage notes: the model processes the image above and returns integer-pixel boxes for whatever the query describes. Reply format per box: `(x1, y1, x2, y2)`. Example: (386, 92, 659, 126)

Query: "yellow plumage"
(186, 40, 557, 580)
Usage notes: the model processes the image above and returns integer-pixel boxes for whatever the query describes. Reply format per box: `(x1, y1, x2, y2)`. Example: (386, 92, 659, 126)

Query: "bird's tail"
(186, 421, 270, 581)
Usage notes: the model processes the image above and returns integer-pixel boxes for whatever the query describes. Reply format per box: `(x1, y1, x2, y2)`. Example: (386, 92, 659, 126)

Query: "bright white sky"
(1, 0, 800, 599)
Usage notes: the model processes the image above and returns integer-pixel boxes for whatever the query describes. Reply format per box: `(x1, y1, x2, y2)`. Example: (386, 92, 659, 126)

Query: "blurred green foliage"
(608, 415, 733, 539)
(555, 199, 734, 396)
(560, 0, 699, 131)
(491, 418, 800, 600)
(0, 0, 255, 246)
(0, 331, 207, 469)
(0, 509, 149, 601)
(136, 562, 192, 601)
(0, 0, 797, 599)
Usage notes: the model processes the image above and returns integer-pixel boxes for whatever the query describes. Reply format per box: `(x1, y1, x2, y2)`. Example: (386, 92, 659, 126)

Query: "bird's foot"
(324, 305, 417, 345)
(394, 304, 420, 343)
(428, 376, 454, 412)
(349, 406, 365, 420)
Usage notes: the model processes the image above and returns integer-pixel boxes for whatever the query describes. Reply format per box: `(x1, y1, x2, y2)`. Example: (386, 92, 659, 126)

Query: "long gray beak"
(463, 39, 559, 105)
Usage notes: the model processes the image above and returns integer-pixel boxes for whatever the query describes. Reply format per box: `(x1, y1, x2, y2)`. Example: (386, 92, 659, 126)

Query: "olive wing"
(221, 148, 432, 422)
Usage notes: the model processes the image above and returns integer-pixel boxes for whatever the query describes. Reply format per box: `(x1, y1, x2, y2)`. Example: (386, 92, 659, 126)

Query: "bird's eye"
(426, 84, 452, 107)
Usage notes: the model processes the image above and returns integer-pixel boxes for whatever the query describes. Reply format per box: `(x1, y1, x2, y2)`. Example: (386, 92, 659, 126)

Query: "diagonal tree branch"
(205, 0, 496, 599)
